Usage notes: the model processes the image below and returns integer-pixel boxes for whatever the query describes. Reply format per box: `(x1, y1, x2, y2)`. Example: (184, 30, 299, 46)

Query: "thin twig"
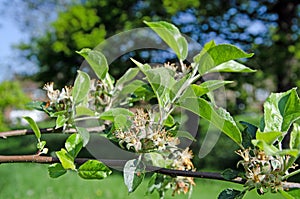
(0, 126, 105, 139)
(0, 154, 299, 189)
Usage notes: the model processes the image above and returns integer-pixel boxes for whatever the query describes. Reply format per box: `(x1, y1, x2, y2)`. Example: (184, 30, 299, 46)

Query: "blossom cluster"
(43, 82, 73, 107)
(236, 148, 292, 194)
(113, 108, 195, 195)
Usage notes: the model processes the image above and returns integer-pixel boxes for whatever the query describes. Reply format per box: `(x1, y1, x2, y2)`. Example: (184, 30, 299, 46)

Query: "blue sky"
(0, 12, 28, 82)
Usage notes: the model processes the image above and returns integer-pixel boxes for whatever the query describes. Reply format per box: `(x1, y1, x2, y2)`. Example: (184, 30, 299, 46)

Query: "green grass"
(0, 163, 285, 199)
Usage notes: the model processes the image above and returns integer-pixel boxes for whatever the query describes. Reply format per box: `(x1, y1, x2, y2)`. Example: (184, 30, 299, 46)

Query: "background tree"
(0, 81, 30, 131)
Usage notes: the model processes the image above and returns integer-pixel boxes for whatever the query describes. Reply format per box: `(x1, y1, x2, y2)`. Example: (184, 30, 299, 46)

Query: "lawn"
(0, 163, 285, 199)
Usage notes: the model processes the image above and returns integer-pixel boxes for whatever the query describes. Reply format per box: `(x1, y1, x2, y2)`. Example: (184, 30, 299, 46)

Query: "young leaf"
(194, 44, 254, 75)
(75, 106, 95, 116)
(144, 21, 188, 60)
(136, 66, 176, 108)
(218, 188, 245, 199)
(191, 80, 233, 97)
(65, 133, 83, 158)
(290, 123, 300, 150)
(72, 70, 90, 104)
(208, 60, 256, 73)
(76, 48, 108, 80)
(179, 97, 242, 146)
(23, 116, 41, 140)
(221, 168, 240, 180)
(26, 101, 46, 111)
(252, 140, 279, 155)
(279, 189, 296, 199)
(240, 121, 257, 148)
(99, 108, 134, 121)
(78, 160, 112, 180)
(124, 159, 145, 193)
(116, 68, 140, 88)
(193, 40, 216, 62)
(130, 58, 151, 73)
(256, 130, 282, 145)
(283, 189, 300, 199)
(263, 88, 300, 132)
(56, 149, 75, 170)
(76, 127, 90, 147)
(119, 79, 154, 99)
(48, 163, 67, 178)
(144, 153, 169, 167)
(55, 114, 67, 129)
(37, 140, 47, 151)
(175, 130, 196, 141)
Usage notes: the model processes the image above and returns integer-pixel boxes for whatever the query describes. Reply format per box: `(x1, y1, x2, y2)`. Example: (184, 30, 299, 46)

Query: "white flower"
(58, 86, 73, 101)
(43, 82, 60, 104)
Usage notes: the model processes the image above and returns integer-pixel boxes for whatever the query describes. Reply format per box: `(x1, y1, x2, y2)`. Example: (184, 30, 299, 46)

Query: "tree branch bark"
(0, 126, 105, 138)
(0, 155, 299, 189)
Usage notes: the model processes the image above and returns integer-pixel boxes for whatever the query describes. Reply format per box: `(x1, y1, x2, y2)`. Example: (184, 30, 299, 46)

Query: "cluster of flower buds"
(89, 79, 112, 111)
(236, 148, 289, 194)
(43, 82, 73, 110)
(114, 108, 195, 195)
(114, 108, 180, 152)
(171, 148, 195, 195)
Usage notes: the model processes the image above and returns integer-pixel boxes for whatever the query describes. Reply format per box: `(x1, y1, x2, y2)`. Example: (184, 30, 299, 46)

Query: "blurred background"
(0, 0, 299, 198)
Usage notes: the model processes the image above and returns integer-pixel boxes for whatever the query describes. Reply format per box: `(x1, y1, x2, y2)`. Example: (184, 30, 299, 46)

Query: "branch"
(1, 155, 299, 189)
(0, 126, 105, 138)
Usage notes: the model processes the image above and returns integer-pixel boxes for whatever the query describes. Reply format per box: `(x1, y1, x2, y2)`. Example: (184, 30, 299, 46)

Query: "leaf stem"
(283, 169, 300, 180)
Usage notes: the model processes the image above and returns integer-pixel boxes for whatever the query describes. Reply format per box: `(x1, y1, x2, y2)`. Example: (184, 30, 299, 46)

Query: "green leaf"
(221, 169, 240, 180)
(175, 130, 196, 141)
(99, 108, 134, 121)
(179, 97, 242, 145)
(55, 114, 67, 129)
(279, 189, 296, 199)
(194, 44, 254, 75)
(276, 149, 299, 157)
(76, 127, 90, 147)
(76, 48, 108, 80)
(72, 70, 90, 104)
(136, 66, 176, 108)
(163, 114, 175, 127)
(114, 114, 131, 129)
(285, 189, 300, 199)
(144, 21, 188, 60)
(65, 134, 83, 158)
(48, 163, 67, 178)
(23, 116, 41, 140)
(120, 79, 154, 101)
(75, 106, 95, 116)
(256, 130, 282, 145)
(218, 188, 245, 199)
(130, 58, 151, 72)
(191, 80, 233, 97)
(144, 68, 176, 97)
(144, 153, 168, 167)
(252, 140, 279, 155)
(26, 101, 45, 111)
(240, 121, 257, 148)
(124, 159, 145, 193)
(290, 123, 300, 150)
(56, 149, 75, 170)
(208, 60, 256, 73)
(37, 140, 46, 150)
(78, 160, 112, 180)
(116, 68, 140, 88)
(263, 88, 300, 132)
